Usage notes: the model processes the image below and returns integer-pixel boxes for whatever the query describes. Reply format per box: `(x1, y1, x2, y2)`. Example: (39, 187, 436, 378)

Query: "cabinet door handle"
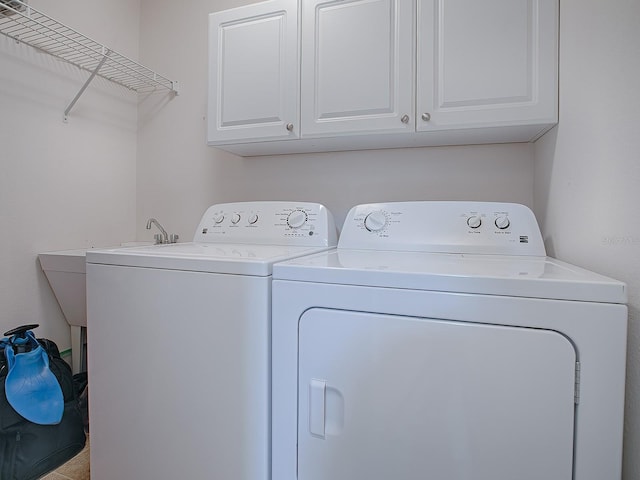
(401, 114, 410, 124)
(421, 113, 431, 121)
(286, 123, 294, 131)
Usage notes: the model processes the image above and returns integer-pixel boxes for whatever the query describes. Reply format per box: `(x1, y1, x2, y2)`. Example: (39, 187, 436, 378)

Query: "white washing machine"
(272, 201, 628, 480)
(86, 201, 336, 480)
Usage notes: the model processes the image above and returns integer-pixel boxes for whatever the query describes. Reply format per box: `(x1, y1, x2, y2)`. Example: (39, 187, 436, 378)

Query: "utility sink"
(39, 249, 89, 327)
(39, 243, 152, 373)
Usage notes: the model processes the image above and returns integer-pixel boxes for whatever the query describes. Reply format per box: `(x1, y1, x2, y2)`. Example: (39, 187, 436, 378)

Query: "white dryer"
(86, 201, 336, 480)
(272, 201, 627, 480)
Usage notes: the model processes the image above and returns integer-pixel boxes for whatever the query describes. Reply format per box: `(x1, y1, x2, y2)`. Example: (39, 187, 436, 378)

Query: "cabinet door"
(298, 309, 576, 480)
(417, 0, 558, 132)
(301, 0, 414, 137)
(208, 0, 298, 144)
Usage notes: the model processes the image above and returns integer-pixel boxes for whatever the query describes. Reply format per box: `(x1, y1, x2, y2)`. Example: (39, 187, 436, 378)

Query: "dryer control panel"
(193, 201, 337, 247)
(340, 201, 545, 256)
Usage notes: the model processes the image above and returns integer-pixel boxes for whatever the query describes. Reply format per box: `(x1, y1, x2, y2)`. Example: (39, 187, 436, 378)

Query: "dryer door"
(298, 309, 576, 480)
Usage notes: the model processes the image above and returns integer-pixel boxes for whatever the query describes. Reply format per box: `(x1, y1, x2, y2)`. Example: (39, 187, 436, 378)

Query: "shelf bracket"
(63, 48, 111, 122)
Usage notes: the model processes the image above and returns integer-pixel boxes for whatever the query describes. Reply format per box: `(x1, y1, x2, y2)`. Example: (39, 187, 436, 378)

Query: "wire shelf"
(0, 0, 178, 97)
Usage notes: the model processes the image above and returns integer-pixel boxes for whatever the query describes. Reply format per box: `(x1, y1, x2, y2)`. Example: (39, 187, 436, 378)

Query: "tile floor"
(40, 437, 90, 480)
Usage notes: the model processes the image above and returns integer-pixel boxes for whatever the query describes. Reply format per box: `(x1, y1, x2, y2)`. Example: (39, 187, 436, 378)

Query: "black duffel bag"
(0, 324, 86, 480)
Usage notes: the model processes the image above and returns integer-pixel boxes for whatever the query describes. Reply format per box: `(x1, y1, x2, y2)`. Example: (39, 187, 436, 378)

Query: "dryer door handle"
(309, 379, 326, 438)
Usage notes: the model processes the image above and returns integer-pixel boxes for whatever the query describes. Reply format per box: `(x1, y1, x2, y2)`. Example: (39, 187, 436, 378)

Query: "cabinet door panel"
(301, 0, 414, 136)
(418, 0, 558, 131)
(208, 0, 298, 144)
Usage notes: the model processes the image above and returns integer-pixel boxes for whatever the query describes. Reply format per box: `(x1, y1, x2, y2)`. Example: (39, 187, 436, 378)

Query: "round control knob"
(364, 211, 387, 232)
(287, 210, 307, 229)
(467, 215, 482, 229)
(248, 214, 258, 225)
(495, 215, 510, 230)
(231, 213, 241, 225)
(213, 214, 224, 224)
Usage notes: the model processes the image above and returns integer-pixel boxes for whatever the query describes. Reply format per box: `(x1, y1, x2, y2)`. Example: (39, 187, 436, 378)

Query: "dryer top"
(273, 202, 627, 304)
(272, 249, 627, 303)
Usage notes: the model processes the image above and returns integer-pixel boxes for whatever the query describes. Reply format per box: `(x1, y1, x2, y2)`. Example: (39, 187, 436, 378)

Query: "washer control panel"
(193, 202, 337, 247)
(340, 201, 545, 256)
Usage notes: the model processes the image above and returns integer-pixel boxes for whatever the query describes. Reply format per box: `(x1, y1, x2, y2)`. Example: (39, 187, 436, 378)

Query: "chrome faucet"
(146, 218, 178, 244)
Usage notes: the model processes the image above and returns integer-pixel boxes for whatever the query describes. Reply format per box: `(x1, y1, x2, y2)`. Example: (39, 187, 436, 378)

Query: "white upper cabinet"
(417, 0, 558, 133)
(207, 0, 299, 144)
(207, 0, 558, 156)
(300, 0, 414, 136)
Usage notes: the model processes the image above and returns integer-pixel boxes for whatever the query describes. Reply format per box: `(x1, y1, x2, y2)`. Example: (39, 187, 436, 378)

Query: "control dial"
(287, 210, 308, 229)
(248, 214, 259, 225)
(364, 211, 387, 232)
(495, 215, 510, 230)
(467, 215, 482, 229)
(231, 213, 241, 225)
(213, 214, 224, 224)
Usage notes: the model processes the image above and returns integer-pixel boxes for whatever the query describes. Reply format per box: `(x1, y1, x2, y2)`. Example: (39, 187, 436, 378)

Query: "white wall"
(0, 0, 141, 346)
(534, 0, 640, 477)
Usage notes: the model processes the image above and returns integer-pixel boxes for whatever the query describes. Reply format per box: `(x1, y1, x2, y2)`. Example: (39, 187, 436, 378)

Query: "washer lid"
(272, 249, 627, 303)
(87, 242, 336, 276)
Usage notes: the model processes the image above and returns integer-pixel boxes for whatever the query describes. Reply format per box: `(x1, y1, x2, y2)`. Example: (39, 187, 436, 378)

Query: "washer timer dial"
(467, 215, 482, 229)
(495, 215, 510, 230)
(364, 211, 388, 232)
(287, 210, 308, 229)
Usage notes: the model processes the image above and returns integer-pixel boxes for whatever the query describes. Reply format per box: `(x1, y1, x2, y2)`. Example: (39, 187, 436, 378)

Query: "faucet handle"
(170, 234, 179, 244)
(153, 233, 164, 245)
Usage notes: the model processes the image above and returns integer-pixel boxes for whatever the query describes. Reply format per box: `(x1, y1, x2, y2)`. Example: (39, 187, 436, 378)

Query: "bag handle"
(3, 323, 40, 337)
(2, 325, 42, 374)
